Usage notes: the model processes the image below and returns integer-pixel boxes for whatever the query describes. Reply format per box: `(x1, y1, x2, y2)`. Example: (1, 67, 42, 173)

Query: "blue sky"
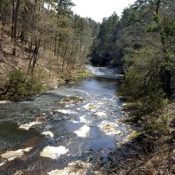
(72, 0, 136, 22)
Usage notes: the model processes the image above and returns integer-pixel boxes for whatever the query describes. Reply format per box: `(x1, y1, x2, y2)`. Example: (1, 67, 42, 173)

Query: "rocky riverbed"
(0, 66, 133, 175)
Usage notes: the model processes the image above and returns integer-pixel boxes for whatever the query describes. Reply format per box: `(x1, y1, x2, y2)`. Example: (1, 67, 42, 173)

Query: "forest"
(0, 0, 98, 99)
(0, 0, 175, 174)
(90, 1, 175, 173)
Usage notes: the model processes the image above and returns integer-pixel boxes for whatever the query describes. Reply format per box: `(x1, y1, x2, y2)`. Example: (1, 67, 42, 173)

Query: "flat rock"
(19, 121, 42, 131)
(94, 112, 107, 118)
(74, 125, 90, 138)
(53, 109, 77, 115)
(83, 103, 97, 111)
(40, 146, 69, 159)
(99, 121, 121, 136)
(1, 147, 33, 161)
(47, 160, 93, 175)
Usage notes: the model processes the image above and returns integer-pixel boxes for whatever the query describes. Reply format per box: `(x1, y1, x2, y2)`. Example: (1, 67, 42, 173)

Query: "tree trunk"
(11, 0, 20, 56)
(28, 38, 41, 76)
(62, 40, 69, 72)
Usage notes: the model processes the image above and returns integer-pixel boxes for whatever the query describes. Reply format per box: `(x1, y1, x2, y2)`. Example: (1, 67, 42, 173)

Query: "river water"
(0, 66, 131, 175)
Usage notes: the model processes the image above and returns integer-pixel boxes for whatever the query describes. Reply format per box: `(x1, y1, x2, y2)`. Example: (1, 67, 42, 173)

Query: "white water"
(0, 66, 131, 175)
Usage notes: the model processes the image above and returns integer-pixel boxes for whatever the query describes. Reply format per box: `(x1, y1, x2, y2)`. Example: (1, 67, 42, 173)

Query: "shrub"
(1, 69, 43, 100)
(121, 48, 169, 123)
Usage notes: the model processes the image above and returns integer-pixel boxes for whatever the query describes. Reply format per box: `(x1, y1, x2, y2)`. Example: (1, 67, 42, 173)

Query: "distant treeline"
(90, 0, 175, 99)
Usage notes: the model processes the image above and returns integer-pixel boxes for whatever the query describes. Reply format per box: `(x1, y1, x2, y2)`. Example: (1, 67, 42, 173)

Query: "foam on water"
(0, 66, 132, 174)
(19, 121, 42, 130)
(42, 131, 54, 138)
(86, 65, 105, 76)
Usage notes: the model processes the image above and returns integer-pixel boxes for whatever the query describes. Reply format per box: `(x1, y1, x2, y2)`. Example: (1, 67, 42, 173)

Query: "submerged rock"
(1, 147, 33, 161)
(83, 103, 97, 111)
(59, 96, 83, 105)
(53, 109, 77, 115)
(74, 125, 90, 138)
(47, 160, 93, 175)
(40, 146, 69, 159)
(99, 121, 121, 136)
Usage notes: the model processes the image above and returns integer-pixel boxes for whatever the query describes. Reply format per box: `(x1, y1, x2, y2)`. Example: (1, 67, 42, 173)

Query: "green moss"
(76, 70, 93, 80)
(127, 130, 141, 140)
(88, 105, 96, 110)
(59, 96, 83, 104)
(122, 102, 138, 110)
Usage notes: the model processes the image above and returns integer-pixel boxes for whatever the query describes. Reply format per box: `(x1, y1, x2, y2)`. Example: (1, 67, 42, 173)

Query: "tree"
(0, 0, 98, 90)
(90, 13, 119, 66)
(11, 0, 20, 55)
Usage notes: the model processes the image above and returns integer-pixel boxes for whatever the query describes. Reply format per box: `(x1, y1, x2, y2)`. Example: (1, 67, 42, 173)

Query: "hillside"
(0, 0, 98, 100)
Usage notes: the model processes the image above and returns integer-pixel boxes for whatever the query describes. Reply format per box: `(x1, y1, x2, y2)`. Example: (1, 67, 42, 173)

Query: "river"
(0, 66, 132, 175)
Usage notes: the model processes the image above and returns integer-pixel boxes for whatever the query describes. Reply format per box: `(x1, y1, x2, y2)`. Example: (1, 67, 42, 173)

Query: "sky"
(72, 0, 136, 22)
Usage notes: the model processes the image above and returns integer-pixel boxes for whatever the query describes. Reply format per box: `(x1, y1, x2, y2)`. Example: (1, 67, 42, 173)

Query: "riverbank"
(97, 101, 175, 174)
(0, 61, 93, 101)
(0, 66, 174, 174)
